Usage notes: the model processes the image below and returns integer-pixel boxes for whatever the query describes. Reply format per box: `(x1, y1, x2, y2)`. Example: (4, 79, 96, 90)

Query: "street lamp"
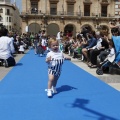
(40, 14, 48, 31)
(62, 4, 64, 15)
(60, 16, 64, 24)
(40, 23, 48, 31)
(23, 13, 28, 33)
(78, 16, 81, 24)
(32, 8, 38, 33)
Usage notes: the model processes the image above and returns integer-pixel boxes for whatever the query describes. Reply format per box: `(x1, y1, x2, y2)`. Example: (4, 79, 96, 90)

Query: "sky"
(11, 0, 22, 12)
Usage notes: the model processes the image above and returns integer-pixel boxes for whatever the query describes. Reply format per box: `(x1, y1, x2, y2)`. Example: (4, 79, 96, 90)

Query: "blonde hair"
(48, 38, 58, 48)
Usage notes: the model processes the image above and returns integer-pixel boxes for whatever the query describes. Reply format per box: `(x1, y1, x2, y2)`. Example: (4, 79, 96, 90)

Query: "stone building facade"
(0, 0, 22, 33)
(115, 0, 120, 18)
(21, 0, 115, 37)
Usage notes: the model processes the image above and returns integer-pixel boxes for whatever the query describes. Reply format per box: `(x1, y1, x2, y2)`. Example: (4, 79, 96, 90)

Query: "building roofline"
(0, 4, 16, 10)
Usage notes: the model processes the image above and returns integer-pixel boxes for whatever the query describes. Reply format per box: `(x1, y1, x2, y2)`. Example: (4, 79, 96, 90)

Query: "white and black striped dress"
(46, 50, 64, 77)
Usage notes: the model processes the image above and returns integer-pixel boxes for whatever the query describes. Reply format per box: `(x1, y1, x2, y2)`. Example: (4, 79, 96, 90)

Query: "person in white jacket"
(0, 27, 16, 67)
(56, 31, 62, 43)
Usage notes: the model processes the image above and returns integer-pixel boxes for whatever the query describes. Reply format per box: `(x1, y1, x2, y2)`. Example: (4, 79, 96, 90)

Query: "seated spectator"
(19, 42, 25, 54)
(68, 36, 76, 55)
(63, 37, 71, 54)
(98, 35, 110, 62)
(72, 35, 87, 59)
(109, 21, 120, 36)
(81, 27, 89, 40)
(14, 35, 21, 53)
(100, 40, 115, 64)
(0, 27, 16, 67)
(82, 31, 96, 63)
(67, 36, 80, 56)
(97, 40, 115, 74)
(88, 31, 109, 68)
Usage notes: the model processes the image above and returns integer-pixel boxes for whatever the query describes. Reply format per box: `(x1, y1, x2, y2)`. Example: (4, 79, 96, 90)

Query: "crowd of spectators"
(0, 22, 120, 75)
(60, 25, 120, 74)
(0, 26, 54, 67)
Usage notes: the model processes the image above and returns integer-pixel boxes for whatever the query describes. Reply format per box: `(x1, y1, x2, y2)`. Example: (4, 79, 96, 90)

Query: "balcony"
(101, 0, 109, 5)
(50, 11, 57, 15)
(66, 0, 76, 4)
(49, 0, 59, 3)
(101, 13, 107, 17)
(21, 10, 114, 20)
(84, 12, 90, 16)
(5, 13, 13, 16)
(83, 0, 92, 4)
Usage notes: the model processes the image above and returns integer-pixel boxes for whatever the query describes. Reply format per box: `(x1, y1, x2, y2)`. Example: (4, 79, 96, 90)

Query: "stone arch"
(81, 24, 93, 31)
(64, 24, 76, 37)
(47, 23, 59, 36)
(28, 23, 40, 33)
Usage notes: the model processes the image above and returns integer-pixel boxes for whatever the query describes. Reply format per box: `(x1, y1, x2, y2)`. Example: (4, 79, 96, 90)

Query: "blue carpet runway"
(0, 50, 120, 120)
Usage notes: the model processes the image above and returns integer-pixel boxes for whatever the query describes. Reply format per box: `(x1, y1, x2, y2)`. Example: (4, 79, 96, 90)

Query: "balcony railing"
(101, 13, 107, 17)
(84, 12, 90, 16)
(50, 11, 57, 15)
(21, 11, 114, 18)
(5, 13, 13, 16)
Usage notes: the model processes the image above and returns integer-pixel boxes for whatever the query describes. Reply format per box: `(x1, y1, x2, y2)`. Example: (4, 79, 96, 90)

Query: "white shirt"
(46, 50, 64, 68)
(92, 38, 102, 50)
(0, 36, 15, 59)
(108, 48, 115, 57)
(19, 45, 25, 52)
(56, 32, 61, 40)
(41, 38, 47, 46)
(46, 50, 64, 59)
(10, 37, 14, 43)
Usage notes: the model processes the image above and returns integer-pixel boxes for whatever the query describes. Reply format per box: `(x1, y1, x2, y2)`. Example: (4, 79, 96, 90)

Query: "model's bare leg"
(48, 74, 54, 89)
(82, 48, 89, 62)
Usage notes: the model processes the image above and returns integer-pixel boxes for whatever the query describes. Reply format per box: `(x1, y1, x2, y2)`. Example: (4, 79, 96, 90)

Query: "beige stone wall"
(22, 0, 26, 12)
(21, 0, 115, 37)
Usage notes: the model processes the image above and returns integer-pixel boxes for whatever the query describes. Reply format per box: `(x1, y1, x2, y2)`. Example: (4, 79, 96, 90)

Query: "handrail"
(21, 11, 115, 18)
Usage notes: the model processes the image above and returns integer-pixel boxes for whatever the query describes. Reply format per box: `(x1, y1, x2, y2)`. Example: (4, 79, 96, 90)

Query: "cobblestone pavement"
(0, 51, 120, 91)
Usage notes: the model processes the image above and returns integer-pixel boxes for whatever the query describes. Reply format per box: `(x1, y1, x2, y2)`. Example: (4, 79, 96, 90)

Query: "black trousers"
(90, 48, 102, 65)
(0, 57, 16, 67)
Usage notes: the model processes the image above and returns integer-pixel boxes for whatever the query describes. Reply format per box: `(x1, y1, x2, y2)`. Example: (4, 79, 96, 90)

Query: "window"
(9, 17, 11, 22)
(6, 9, 10, 15)
(0, 16, 3, 21)
(31, 1, 38, 14)
(115, 12, 118, 15)
(50, 4, 57, 15)
(67, 4, 74, 15)
(9, 26, 11, 31)
(7, 17, 8, 22)
(0, 8, 3, 13)
(115, 5, 118, 9)
(101, 5, 107, 17)
(84, 5, 90, 16)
